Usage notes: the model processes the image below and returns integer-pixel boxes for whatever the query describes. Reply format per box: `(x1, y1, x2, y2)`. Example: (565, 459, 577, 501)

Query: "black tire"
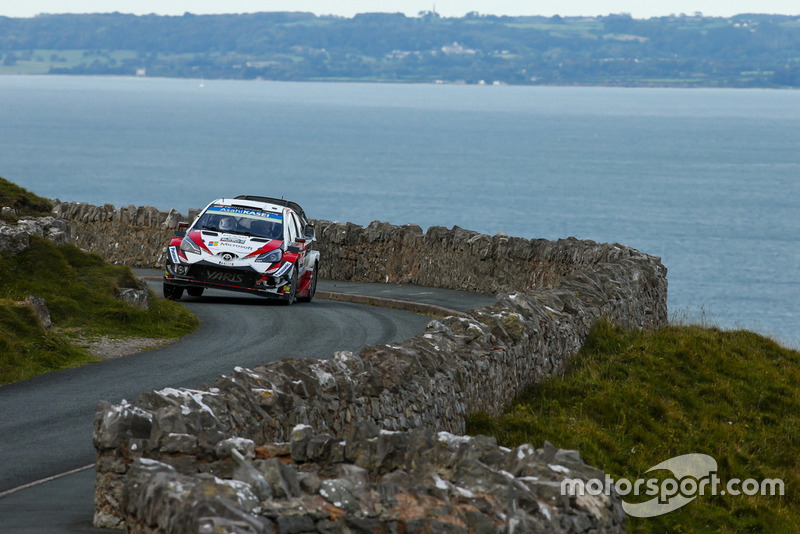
(297, 262, 317, 303)
(283, 265, 298, 305)
(163, 283, 184, 301)
(187, 287, 204, 297)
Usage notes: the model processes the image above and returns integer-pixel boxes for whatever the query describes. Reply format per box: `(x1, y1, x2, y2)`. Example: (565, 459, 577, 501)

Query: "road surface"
(0, 279, 494, 532)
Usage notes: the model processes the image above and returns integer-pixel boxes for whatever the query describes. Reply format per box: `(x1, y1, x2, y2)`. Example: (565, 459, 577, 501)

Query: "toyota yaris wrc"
(163, 196, 319, 304)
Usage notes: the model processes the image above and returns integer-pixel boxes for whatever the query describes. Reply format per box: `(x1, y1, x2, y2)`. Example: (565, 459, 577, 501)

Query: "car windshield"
(195, 206, 283, 240)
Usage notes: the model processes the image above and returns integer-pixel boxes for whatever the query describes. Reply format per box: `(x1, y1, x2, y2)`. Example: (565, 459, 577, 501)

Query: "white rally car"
(163, 196, 319, 304)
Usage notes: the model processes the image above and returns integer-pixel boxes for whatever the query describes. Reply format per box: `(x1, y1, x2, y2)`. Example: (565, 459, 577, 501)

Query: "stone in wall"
(0, 216, 71, 255)
(121, 424, 624, 533)
(0, 223, 29, 254)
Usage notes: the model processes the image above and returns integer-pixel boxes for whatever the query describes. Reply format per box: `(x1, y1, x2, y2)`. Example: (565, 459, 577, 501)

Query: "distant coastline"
(1, 11, 799, 88)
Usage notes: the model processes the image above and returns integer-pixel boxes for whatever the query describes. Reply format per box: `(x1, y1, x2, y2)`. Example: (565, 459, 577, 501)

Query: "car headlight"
(180, 236, 202, 255)
(255, 249, 282, 263)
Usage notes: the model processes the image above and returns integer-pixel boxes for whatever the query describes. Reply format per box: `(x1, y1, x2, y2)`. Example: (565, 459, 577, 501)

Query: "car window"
(291, 213, 302, 240)
(286, 211, 297, 242)
(250, 219, 283, 239)
(195, 211, 232, 233)
(195, 206, 283, 239)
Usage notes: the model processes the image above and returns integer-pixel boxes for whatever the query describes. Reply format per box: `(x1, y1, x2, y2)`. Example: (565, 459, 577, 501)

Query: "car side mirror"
(303, 225, 316, 241)
(174, 222, 189, 237)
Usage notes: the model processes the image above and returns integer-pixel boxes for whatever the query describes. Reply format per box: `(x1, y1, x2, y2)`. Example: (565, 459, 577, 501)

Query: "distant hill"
(1, 11, 799, 87)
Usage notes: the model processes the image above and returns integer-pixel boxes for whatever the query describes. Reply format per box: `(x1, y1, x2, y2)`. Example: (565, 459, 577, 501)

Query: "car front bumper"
(164, 260, 293, 299)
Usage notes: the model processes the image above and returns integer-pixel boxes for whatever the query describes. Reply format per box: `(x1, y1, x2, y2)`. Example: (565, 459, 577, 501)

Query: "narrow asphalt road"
(0, 278, 494, 533)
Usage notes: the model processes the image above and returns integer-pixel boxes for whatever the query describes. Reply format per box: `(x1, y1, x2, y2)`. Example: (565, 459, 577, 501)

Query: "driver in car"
(218, 216, 237, 233)
(251, 219, 282, 239)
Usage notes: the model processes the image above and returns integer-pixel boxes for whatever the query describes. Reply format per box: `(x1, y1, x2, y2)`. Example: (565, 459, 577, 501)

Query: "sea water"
(0, 75, 797, 347)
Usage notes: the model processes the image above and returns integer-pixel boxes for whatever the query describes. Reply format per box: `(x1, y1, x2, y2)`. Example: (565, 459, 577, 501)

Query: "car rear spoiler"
(234, 195, 310, 225)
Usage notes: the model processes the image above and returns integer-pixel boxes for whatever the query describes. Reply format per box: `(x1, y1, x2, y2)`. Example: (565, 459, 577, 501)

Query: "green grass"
(0, 49, 140, 75)
(0, 236, 198, 384)
(503, 20, 605, 32)
(467, 321, 800, 533)
(0, 177, 53, 222)
(0, 300, 94, 383)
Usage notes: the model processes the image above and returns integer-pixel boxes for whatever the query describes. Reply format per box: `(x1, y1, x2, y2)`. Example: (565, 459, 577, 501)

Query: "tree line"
(1, 11, 799, 86)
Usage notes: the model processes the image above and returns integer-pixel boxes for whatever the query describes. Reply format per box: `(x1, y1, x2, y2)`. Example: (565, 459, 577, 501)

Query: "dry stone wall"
(52, 201, 192, 267)
(94, 287, 634, 532)
(118, 424, 625, 533)
(51, 201, 667, 532)
(52, 201, 668, 327)
(312, 220, 666, 328)
(0, 215, 71, 254)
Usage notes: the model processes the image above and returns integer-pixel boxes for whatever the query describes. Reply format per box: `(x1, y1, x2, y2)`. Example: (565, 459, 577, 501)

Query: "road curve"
(0, 281, 494, 532)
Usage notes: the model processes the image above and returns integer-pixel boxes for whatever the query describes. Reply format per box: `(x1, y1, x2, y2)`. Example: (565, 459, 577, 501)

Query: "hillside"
(0, 178, 197, 384)
(469, 321, 800, 533)
(1, 12, 799, 86)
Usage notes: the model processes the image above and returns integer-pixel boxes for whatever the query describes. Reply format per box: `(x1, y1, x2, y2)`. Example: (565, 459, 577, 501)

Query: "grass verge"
(0, 177, 53, 222)
(0, 236, 198, 384)
(467, 320, 800, 533)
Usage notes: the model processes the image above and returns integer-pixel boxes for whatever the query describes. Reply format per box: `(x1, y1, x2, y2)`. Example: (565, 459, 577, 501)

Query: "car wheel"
(163, 283, 184, 301)
(298, 262, 317, 303)
(283, 265, 298, 305)
(187, 287, 204, 297)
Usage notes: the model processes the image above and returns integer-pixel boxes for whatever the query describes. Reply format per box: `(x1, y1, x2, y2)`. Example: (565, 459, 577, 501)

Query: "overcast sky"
(1, 1, 798, 19)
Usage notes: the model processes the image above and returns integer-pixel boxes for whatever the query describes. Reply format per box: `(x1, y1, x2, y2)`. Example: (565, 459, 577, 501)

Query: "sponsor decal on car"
(207, 206, 281, 220)
(221, 236, 246, 244)
(216, 242, 252, 250)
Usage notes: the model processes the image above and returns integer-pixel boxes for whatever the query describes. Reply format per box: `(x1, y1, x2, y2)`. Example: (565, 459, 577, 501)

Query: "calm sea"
(0, 75, 798, 347)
